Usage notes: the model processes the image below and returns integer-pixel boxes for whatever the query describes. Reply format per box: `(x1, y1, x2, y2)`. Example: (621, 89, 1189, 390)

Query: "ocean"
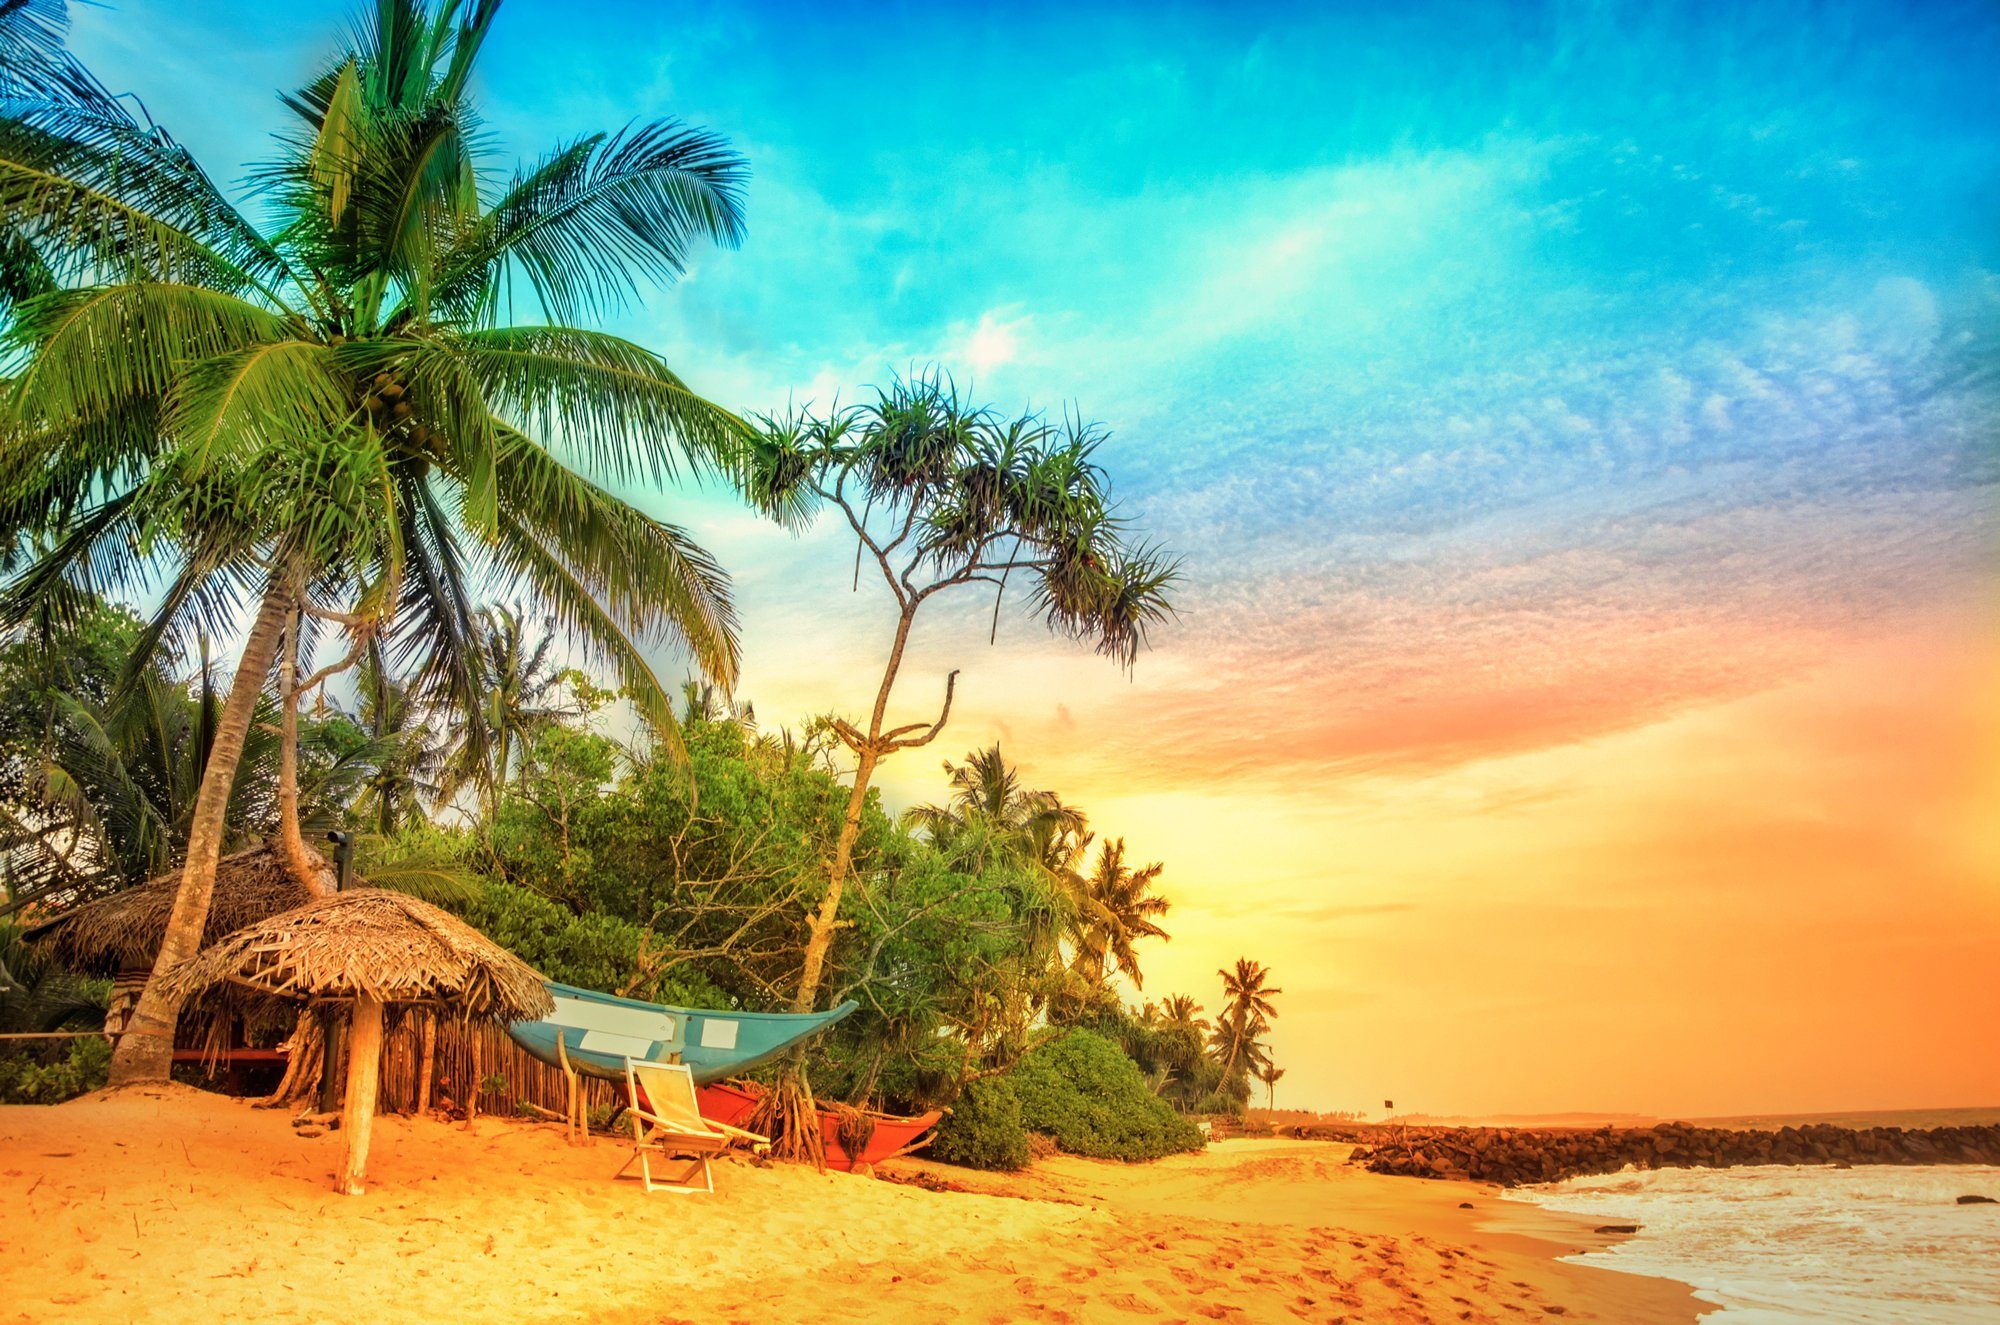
(1507, 1164, 2000, 1322)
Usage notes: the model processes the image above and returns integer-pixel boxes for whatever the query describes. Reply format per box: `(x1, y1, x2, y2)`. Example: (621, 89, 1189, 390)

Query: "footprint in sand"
(1104, 1292, 1161, 1315)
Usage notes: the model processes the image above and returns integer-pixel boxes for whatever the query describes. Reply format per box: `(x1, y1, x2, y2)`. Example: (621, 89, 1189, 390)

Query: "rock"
(1957, 1195, 1996, 1205)
(1595, 1224, 1640, 1234)
(851, 1161, 875, 1179)
(1458, 1202, 1474, 1209)
(293, 1124, 328, 1138)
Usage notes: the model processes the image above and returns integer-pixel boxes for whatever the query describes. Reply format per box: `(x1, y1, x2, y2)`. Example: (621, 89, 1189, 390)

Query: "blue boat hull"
(508, 982, 857, 1084)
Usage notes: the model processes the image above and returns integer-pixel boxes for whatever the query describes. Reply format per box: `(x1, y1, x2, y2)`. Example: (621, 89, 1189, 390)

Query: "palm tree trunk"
(108, 581, 293, 1087)
(276, 606, 337, 896)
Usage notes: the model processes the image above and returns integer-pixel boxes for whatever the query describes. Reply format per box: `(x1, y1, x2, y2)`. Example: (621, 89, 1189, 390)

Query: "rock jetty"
(1281, 1121, 2000, 1187)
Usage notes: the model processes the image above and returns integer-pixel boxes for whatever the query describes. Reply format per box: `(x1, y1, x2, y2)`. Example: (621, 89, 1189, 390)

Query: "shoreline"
(1, 1086, 1699, 1323)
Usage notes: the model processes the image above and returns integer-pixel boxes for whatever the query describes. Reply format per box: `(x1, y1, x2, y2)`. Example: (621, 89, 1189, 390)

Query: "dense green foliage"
(930, 1075, 1029, 1170)
(0, 1034, 107, 1103)
(1008, 1030, 1205, 1162)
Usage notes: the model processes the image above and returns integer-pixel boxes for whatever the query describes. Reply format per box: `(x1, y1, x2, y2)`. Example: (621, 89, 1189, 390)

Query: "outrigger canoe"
(696, 1080, 942, 1172)
(508, 981, 858, 1085)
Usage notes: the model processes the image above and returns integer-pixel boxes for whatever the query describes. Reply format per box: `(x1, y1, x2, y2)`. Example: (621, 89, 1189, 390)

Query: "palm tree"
(903, 743, 1084, 857)
(1161, 993, 1209, 1040)
(1070, 837, 1170, 993)
(440, 604, 586, 810)
(1214, 958, 1282, 1081)
(0, 0, 751, 1084)
(1258, 1063, 1285, 1111)
(348, 647, 448, 834)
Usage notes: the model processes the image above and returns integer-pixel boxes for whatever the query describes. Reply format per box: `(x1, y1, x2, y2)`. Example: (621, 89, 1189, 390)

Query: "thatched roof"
(156, 889, 554, 1023)
(21, 844, 317, 975)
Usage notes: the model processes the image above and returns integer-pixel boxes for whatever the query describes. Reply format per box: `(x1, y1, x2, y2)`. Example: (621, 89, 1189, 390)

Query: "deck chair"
(616, 1060, 767, 1194)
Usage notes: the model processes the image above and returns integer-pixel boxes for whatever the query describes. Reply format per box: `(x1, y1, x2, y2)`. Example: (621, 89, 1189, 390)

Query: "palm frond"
(435, 120, 747, 324)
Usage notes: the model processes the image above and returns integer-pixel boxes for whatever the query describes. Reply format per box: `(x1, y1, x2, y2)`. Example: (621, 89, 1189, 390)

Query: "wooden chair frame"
(615, 1059, 767, 1195)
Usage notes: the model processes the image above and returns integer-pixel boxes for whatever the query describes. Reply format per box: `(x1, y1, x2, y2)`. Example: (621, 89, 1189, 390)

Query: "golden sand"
(0, 1087, 1694, 1323)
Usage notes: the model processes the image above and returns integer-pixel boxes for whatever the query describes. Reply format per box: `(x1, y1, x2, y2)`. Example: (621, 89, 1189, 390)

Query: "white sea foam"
(1506, 1164, 2000, 1322)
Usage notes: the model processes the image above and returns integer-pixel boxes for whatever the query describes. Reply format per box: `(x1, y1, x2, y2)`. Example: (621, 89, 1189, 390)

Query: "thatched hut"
(158, 888, 553, 1194)
(22, 844, 318, 1036)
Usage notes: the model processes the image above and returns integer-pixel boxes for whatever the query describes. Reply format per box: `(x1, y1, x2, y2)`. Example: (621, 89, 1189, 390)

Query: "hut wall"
(376, 1013, 619, 1119)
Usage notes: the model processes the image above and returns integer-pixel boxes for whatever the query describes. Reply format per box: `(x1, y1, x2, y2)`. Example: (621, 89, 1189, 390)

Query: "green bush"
(1008, 1029, 1205, 1162)
(931, 1075, 1029, 1170)
(0, 1036, 110, 1104)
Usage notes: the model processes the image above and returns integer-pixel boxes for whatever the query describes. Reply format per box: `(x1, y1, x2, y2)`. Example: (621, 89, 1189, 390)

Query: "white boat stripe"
(548, 995, 679, 1042)
(698, 1019, 739, 1049)
(578, 1029, 656, 1058)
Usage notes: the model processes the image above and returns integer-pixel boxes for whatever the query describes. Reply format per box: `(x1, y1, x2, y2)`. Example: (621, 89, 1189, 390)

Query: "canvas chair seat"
(617, 1059, 766, 1194)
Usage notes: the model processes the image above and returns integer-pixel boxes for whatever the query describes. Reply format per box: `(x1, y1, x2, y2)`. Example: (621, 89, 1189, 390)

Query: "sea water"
(1506, 1164, 2000, 1322)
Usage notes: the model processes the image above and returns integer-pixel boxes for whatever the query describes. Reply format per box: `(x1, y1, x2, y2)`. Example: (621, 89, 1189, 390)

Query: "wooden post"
(556, 1032, 585, 1146)
(465, 1023, 482, 1129)
(317, 1005, 346, 1113)
(417, 1011, 436, 1115)
(339, 996, 384, 1196)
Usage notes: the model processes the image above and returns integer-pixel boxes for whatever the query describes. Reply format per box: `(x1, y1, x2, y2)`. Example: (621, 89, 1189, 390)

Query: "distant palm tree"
(441, 604, 587, 809)
(1161, 993, 1209, 1040)
(903, 744, 1084, 858)
(350, 647, 447, 834)
(0, 0, 750, 1084)
(1215, 958, 1282, 1080)
(1071, 837, 1170, 992)
(1258, 1063, 1286, 1111)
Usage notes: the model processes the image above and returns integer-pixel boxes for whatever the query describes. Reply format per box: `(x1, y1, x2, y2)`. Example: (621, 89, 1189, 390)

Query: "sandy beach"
(0, 1088, 1694, 1324)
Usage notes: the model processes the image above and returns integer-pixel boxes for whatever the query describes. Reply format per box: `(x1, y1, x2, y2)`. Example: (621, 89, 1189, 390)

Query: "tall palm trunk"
(276, 606, 337, 896)
(107, 581, 293, 1086)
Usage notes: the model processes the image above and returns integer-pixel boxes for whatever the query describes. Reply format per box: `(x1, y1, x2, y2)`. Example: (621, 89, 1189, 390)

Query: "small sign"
(1384, 1099, 1394, 1110)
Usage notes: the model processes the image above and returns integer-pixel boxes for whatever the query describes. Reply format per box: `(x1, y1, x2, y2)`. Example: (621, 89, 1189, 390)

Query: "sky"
(64, 0, 1999, 1117)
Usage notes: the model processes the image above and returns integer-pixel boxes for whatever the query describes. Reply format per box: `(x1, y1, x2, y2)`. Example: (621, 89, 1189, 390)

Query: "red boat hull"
(696, 1082, 941, 1171)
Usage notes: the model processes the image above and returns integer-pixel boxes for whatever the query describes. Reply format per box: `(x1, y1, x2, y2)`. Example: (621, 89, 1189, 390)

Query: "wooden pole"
(417, 1012, 436, 1115)
(339, 996, 384, 1196)
(465, 1024, 482, 1128)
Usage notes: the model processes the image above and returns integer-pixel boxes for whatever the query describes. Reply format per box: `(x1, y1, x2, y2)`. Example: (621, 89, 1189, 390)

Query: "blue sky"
(62, 0, 2000, 1113)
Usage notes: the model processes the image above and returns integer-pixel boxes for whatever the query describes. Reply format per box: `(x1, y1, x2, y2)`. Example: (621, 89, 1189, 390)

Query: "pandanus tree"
(0, 0, 750, 1084)
(740, 373, 1176, 1155)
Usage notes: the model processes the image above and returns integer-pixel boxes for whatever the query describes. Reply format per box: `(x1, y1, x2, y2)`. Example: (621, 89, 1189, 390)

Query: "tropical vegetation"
(0, 0, 1287, 1161)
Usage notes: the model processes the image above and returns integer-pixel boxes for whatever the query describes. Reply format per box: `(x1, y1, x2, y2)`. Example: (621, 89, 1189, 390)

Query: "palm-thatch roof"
(21, 844, 316, 975)
(156, 889, 553, 1023)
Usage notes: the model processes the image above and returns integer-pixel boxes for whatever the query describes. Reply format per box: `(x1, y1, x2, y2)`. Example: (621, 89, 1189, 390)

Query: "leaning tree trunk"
(338, 995, 384, 1195)
(770, 608, 937, 1164)
(275, 605, 339, 896)
(108, 582, 294, 1087)
(791, 744, 881, 1015)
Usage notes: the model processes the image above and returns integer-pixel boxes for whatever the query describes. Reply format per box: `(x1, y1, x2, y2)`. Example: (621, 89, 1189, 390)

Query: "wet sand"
(0, 1086, 1697, 1323)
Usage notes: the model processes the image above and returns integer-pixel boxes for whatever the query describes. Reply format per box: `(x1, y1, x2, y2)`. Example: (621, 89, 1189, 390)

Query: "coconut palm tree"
(1258, 1063, 1285, 1111)
(348, 646, 448, 834)
(903, 743, 1084, 857)
(0, 0, 751, 1084)
(438, 603, 588, 811)
(1069, 837, 1170, 993)
(1214, 958, 1281, 1081)
(1161, 993, 1209, 1040)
